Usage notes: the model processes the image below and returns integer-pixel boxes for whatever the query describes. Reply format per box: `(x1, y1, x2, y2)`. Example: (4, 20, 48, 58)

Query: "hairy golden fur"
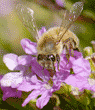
(37, 27, 79, 55)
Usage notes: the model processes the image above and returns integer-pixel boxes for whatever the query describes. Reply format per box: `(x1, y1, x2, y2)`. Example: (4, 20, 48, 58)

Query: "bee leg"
(56, 54, 60, 71)
(52, 61, 56, 72)
(66, 54, 70, 63)
(42, 61, 45, 70)
(63, 37, 77, 57)
(71, 39, 80, 52)
(69, 38, 75, 57)
(67, 37, 77, 57)
(74, 48, 80, 52)
(65, 44, 70, 63)
(63, 37, 80, 62)
(63, 37, 73, 57)
(41, 61, 46, 77)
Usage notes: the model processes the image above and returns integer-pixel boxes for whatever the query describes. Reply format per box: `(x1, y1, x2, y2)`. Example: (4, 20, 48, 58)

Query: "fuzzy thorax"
(37, 27, 63, 55)
(37, 27, 79, 55)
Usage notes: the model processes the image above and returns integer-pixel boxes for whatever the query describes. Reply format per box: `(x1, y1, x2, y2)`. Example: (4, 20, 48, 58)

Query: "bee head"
(37, 54, 60, 71)
(37, 54, 56, 70)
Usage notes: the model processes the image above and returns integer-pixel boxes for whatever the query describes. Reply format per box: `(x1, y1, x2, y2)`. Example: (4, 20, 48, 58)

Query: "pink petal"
(73, 58, 91, 76)
(21, 39, 37, 55)
(17, 78, 41, 92)
(0, 72, 23, 88)
(18, 55, 35, 66)
(1, 87, 22, 101)
(36, 91, 51, 109)
(64, 75, 88, 91)
(31, 61, 50, 81)
(3, 53, 18, 70)
(22, 90, 41, 107)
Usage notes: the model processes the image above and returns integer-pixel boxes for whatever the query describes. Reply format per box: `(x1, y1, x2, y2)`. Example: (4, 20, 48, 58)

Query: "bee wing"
(58, 2, 84, 42)
(15, 3, 39, 41)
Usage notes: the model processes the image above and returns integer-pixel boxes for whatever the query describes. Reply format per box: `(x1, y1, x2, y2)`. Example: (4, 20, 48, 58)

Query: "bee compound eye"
(37, 54, 43, 60)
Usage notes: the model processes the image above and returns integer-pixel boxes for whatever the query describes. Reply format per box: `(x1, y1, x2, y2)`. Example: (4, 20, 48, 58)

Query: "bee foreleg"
(56, 54, 60, 71)
(70, 38, 80, 52)
(51, 61, 55, 72)
(63, 44, 70, 63)
(69, 38, 75, 57)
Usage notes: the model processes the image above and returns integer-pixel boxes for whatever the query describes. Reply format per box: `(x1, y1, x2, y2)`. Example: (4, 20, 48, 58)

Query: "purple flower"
(0, 53, 33, 88)
(0, 53, 50, 104)
(1, 52, 50, 88)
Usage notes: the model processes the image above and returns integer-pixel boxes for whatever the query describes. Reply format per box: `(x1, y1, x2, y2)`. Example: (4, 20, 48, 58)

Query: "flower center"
(44, 78, 53, 89)
(70, 68, 74, 74)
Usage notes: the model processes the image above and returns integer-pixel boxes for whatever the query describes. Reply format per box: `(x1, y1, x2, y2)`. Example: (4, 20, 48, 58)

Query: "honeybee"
(15, 1, 84, 71)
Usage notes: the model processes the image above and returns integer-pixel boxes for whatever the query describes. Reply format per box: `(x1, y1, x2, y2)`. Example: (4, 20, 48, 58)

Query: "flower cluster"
(0, 27, 92, 109)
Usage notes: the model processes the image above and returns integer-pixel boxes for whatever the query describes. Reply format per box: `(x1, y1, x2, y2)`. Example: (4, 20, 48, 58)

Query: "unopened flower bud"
(84, 46, 93, 57)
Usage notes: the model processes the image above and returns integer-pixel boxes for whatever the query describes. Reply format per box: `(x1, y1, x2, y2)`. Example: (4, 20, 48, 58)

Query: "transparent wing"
(15, 3, 39, 41)
(58, 2, 84, 42)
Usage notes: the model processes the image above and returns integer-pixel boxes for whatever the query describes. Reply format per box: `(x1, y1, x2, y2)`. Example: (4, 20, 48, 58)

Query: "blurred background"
(0, 0, 95, 109)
